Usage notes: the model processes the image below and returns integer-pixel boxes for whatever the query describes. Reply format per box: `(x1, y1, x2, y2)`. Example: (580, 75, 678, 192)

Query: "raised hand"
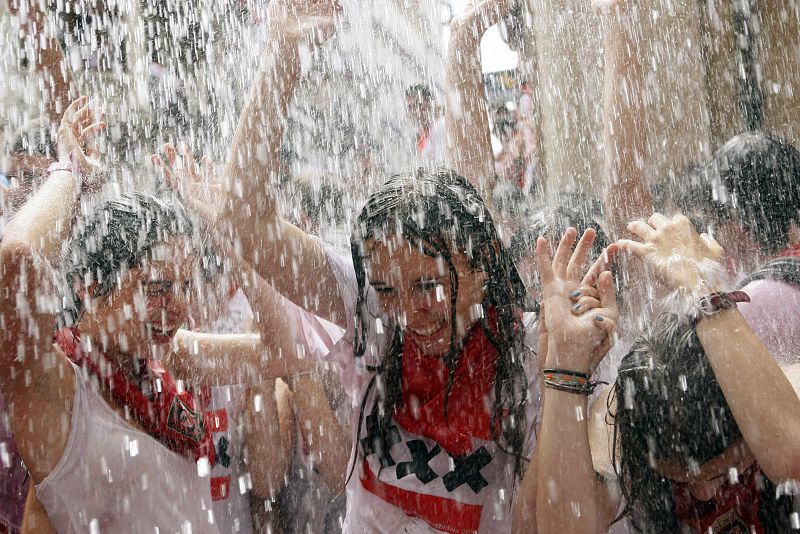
(535, 228, 619, 373)
(618, 212, 727, 294)
(268, 0, 342, 48)
(56, 96, 106, 176)
(152, 143, 223, 225)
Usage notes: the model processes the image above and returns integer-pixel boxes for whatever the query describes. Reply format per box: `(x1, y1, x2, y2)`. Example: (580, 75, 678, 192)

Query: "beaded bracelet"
(542, 368, 606, 396)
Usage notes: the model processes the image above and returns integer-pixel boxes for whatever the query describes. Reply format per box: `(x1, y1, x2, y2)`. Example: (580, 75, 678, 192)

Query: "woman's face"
(366, 235, 487, 357)
(79, 236, 200, 358)
(654, 439, 755, 502)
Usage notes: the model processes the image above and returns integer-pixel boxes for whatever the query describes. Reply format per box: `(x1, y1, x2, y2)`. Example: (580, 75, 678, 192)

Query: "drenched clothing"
(314, 242, 540, 534)
(673, 463, 764, 534)
(36, 362, 217, 533)
(738, 279, 800, 367)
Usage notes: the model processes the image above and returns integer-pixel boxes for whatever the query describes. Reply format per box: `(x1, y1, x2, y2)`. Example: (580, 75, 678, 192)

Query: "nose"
(147, 292, 189, 321)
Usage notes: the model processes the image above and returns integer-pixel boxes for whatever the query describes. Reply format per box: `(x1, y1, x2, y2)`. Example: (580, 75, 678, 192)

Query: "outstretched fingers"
(551, 227, 578, 279)
(535, 236, 555, 289)
(580, 243, 618, 287)
(617, 238, 652, 258)
(566, 228, 597, 282)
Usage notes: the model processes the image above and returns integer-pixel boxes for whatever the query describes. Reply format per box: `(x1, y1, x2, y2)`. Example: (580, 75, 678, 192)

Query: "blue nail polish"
(595, 315, 605, 322)
(570, 290, 581, 298)
(573, 303, 582, 310)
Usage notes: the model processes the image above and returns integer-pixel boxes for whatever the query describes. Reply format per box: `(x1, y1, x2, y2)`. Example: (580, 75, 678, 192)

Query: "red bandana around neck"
(672, 463, 764, 534)
(54, 327, 216, 465)
(777, 243, 800, 258)
(393, 311, 502, 457)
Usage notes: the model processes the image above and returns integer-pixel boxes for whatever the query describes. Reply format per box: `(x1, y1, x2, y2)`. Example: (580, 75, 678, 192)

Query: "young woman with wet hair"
(528, 212, 800, 534)
(161, 0, 617, 531)
(1, 96, 318, 533)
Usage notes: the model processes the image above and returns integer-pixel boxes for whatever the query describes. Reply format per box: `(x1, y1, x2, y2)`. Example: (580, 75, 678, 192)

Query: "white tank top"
(36, 362, 218, 533)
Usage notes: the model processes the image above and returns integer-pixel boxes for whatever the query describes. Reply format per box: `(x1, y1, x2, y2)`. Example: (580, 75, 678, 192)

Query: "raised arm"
(215, 0, 346, 326)
(0, 96, 105, 482)
(8, 0, 76, 124)
(522, 229, 620, 534)
(445, 0, 509, 204)
(620, 213, 800, 483)
(598, 0, 652, 238)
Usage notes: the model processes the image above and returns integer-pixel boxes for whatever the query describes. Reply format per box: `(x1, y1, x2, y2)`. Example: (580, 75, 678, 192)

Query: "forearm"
(535, 387, 613, 534)
(696, 308, 800, 481)
(221, 26, 301, 236)
(445, 32, 496, 203)
(290, 374, 350, 494)
(601, 16, 651, 238)
(0, 168, 79, 258)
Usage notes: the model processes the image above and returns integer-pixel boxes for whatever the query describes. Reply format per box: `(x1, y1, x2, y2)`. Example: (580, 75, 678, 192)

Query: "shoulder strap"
(739, 257, 800, 288)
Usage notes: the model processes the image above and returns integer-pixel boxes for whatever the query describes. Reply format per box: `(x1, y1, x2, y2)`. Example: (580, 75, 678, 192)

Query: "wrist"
(544, 349, 592, 376)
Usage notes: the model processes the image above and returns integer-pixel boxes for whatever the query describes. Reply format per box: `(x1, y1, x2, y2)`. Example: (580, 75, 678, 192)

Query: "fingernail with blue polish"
(595, 315, 605, 322)
(570, 290, 581, 298)
(573, 303, 582, 311)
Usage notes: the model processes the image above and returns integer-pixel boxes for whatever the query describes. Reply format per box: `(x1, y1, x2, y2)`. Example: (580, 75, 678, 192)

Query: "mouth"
(149, 324, 179, 345)
(407, 319, 448, 340)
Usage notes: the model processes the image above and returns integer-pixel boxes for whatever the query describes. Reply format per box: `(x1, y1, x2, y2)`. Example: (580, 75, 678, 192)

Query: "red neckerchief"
(777, 243, 800, 258)
(673, 463, 764, 534)
(54, 327, 216, 465)
(417, 129, 429, 152)
(394, 311, 501, 457)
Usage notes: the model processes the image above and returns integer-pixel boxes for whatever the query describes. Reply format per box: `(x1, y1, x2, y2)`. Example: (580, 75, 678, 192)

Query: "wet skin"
(654, 439, 756, 502)
(366, 235, 487, 357)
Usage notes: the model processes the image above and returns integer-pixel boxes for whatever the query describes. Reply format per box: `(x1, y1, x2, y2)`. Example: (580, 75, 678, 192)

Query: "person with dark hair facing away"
(527, 211, 800, 534)
(702, 132, 800, 369)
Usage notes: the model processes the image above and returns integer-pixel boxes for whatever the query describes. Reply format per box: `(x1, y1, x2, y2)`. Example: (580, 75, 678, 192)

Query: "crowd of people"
(1, 0, 799, 533)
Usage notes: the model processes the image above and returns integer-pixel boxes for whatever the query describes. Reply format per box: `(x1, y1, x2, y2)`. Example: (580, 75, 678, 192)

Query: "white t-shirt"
(311, 243, 540, 534)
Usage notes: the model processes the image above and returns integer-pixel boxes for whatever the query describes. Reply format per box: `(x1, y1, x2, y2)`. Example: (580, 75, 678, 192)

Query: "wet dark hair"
(509, 194, 614, 307)
(611, 314, 795, 533)
(707, 131, 800, 253)
(350, 168, 530, 473)
(60, 192, 213, 326)
(405, 84, 434, 103)
(509, 194, 608, 264)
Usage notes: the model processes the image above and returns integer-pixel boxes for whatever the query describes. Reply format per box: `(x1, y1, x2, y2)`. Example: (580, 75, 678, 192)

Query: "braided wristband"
(542, 368, 606, 396)
(691, 291, 751, 327)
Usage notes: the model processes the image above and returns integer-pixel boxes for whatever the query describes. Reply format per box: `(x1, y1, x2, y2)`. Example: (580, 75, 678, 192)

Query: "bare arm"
(529, 230, 620, 534)
(245, 379, 296, 500)
(445, 0, 508, 206)
(217, 0, 345, 325)
(599, 1, 652, 238)
(289, 372, 350, 494)
(620, 212, 800, 483)
(696, 309, 800, 481)
(0, 97, 105, 482)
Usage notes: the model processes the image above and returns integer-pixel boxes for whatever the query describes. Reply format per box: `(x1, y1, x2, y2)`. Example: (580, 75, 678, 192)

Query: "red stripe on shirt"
(208, 409, 228, 433)
(360, 459, 482, 534)
(210, 476, 230, 501)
